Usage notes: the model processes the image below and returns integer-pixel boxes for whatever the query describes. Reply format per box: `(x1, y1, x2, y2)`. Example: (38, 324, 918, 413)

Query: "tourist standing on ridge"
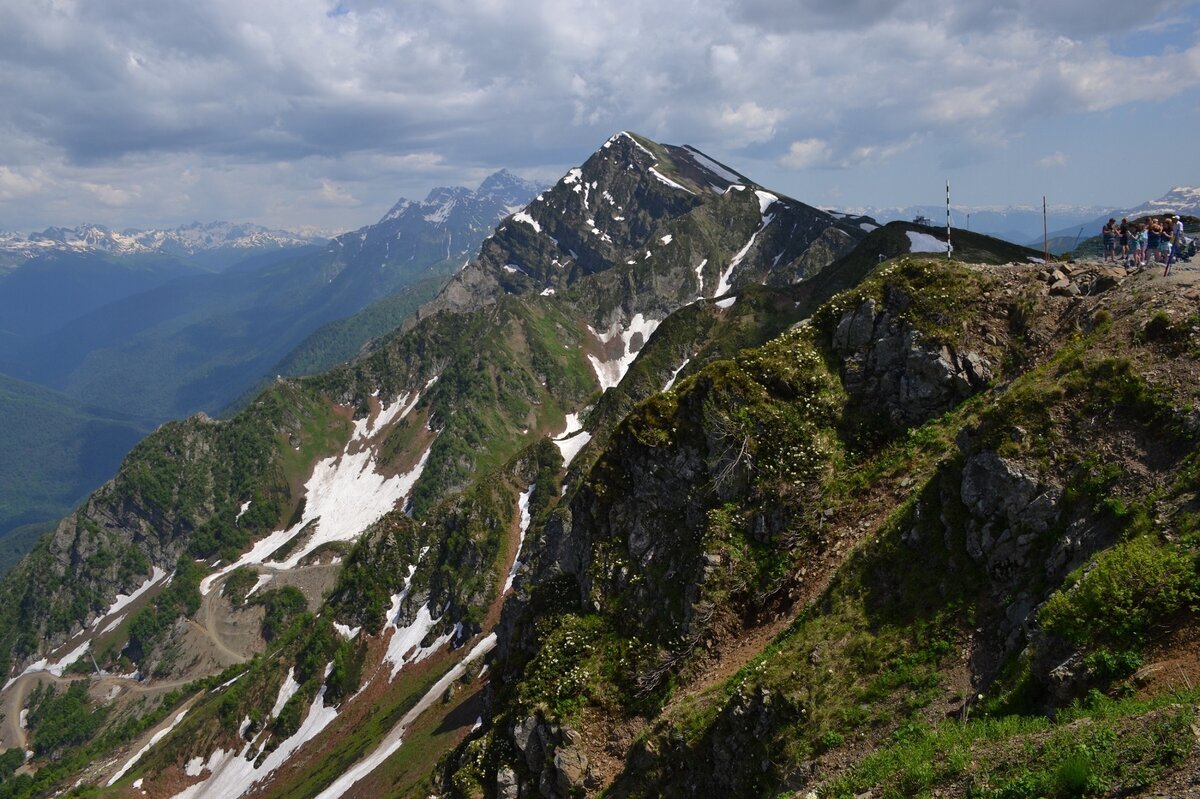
(1119, 218, 1131, 264)
(1102, 219, 1117, 262)
(1148, 218, 1163, 265)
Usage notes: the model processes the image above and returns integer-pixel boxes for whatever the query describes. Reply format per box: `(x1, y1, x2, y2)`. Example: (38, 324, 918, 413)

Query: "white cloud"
(81, 181, 138, 207)
(0, 166, 41, 200)
(782, 138, 833, 169)
(0, 0, 1197, 228)
(317, 179, 360, 207)
(1037, 152, 1068, 168)
(716, 102, 782, 146)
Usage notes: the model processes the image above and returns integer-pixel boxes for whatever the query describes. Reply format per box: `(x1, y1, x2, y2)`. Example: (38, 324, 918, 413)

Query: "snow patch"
(236, 501, 252, 523)
(540, 287, 556, 296)
(649, 167, 695, 194)
(754, 190, 779, 216)
(716, 215, 774, 298)
(685, 148, 742, 183)
(504, 486, 535, 592)
(859, 222, 879, 232)
(171, 679, 339, 799)
(586, 313, 661, 391)
(906, 231, 950, 253)
(511, 212, 541, 233)
(91, 568, 167, 630)
(271, 668, 301, 719)
(200, 392, 438, 592)
(108, 708, 189, 786)
(659, 234, 673, 244)
(553, 414, 592, 467)
(244, 573, 272, 600)
(383, 604, 452, 680)
(716, 297, 737, 309)
(694, 258, 707, 297)
(311, 634, 497, 799)
(333, 623, 361, 640)
(664, 358, 691, 391)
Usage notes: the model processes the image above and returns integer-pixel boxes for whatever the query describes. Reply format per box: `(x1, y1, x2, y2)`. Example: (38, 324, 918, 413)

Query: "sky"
(1, 0, 1198, 233)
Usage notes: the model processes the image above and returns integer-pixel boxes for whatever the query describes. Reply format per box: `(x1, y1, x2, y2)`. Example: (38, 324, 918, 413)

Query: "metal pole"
(946, 180, 952, 259)
(1043, 196, 1048, 263)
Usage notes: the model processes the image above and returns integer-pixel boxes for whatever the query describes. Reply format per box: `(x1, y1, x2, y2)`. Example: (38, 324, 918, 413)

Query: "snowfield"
(504, 486, 535, 592)
(586, 313, 661, 391)
(200, 388, 435, 594)
(906, 231, 950, 253)
(311, 633, 498, 799)
(553, 414, 592, 467)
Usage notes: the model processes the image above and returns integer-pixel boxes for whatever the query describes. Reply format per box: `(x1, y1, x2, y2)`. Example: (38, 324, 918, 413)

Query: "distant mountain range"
(0, 221, 332, 272)
(0, 169, 543, 561)
(834, 203, 1112, 245)
(1043, 186, 1200, 253)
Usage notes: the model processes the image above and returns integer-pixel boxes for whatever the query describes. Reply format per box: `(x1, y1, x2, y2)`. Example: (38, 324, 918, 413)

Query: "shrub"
(1039, 536, 1198, 646)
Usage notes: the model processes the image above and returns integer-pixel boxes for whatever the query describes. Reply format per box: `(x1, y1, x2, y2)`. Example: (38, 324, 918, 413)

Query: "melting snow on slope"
(243, 573, 272, 600)
(271, 668, 301, 718)
(108, 708, 189, 786)
(693, 258, 707, 297)
(171, 677, 339, 799)
(586, 314, 661, 391)
(333, 623, 361, 640)
(754, 190, 779, 216)
(200, 389, 436, 593)
(91, 567, 168, 630)
(663, 358, 691, 391)
(659, 234, 673, 244)
(715, 215, 773, 298)
(511, 212, 542, 233)
(553, 414, 592, 467)
(649, 167, 695, 194)
(383, 605, 455, 680)
(504, 486, 535, 592)
(686, 149, 742, 183)
(716, 297, 737, 309)
(906, 231, 950, 253)
(311, 633, 498, 799)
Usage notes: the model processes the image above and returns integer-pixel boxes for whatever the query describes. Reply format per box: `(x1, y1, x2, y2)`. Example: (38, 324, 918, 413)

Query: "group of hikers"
(1102, 215, 1192, 270)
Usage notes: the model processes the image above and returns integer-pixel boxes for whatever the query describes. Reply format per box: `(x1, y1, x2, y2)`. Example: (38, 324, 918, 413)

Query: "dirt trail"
(0, 670, 195, 751)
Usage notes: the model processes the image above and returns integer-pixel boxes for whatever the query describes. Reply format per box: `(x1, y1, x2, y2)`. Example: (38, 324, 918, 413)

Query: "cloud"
(0, 166, 41, 200)
(0, 0, 1197, 229)
(782, 139, 833, 169)
(317, 179, 360, 207)
(1037, 152, 1069, 168)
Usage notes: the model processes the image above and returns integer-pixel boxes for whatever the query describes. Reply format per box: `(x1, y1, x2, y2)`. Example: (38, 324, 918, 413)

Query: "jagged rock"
(497, 766, 520, 799)
(960, 451, 1062, 581)
(1049, 279, 1078, 296)
(514, 715, 545, 772)
(832, 298, 876, 351)
(553, 745, 589, 793)
(833, 299, 992, 428)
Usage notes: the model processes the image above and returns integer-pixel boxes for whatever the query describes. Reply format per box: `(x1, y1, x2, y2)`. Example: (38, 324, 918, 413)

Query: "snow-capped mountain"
(0, 220, 331, 261)
(1112, 185, 1200, 219)
(325, 169, 545, 279)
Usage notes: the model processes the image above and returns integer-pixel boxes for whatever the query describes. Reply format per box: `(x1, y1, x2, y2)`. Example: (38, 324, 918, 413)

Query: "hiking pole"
(1164, 244, 1176, 277)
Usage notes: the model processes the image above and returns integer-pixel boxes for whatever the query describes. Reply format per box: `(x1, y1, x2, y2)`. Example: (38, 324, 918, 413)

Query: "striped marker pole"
(946, 180, 952, 259)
